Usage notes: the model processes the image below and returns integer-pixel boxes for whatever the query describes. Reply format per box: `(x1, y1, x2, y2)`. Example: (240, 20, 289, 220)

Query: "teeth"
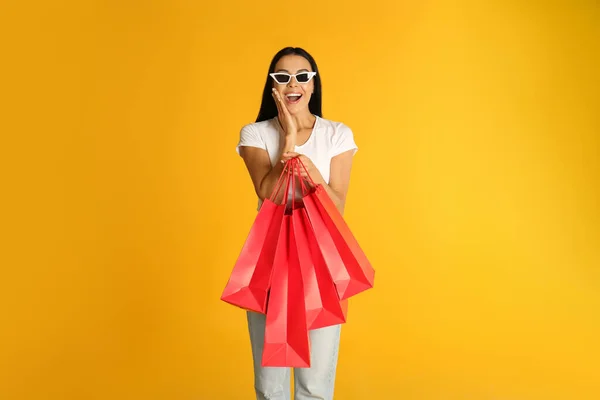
(287, 94, 301, 98)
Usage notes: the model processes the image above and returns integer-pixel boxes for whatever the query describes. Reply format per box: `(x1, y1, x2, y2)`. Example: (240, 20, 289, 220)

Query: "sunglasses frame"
(269, 71, 317, 85)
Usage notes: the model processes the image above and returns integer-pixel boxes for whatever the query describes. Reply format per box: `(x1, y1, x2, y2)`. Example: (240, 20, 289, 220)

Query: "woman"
(236, 47, 358, 400)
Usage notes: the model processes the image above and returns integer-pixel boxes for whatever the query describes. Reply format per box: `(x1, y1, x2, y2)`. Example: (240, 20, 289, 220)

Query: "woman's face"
(271, 55, 315, 115)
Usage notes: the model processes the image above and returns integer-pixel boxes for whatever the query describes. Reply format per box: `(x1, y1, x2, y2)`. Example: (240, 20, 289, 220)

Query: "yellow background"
(1, 0, 599, 399)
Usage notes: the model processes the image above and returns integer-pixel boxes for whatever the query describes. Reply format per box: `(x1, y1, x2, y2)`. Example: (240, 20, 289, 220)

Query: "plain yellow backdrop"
(1, 0, 598, 399)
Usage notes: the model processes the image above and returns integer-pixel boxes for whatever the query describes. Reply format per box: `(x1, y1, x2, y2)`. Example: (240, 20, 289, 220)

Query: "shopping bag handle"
(292, 158, 297, 211)
(294, 157, 317, 196)
(268, 159, 294, 205)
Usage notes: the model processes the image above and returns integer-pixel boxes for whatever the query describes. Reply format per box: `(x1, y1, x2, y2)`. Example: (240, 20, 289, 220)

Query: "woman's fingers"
(272, 89, 290, 116)
(272, 90, 283, 116)
(272, 88, 295, 123)
(295, 156, 309, 171)
(295, 168, 309, 178)
(281, 153, 309, 165)
(273, 89, 296, 135)
(280, 153, 312, 181)
(281, 152, 296, 159)
(272, 88, 285, 112)
(280, 151, 297, 164)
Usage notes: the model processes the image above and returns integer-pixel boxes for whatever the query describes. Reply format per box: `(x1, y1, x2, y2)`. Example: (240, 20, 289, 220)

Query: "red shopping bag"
(261, 214, 311, 368)
(220, 165, 291, 313)
(292, 161, 348, 330)
(293, 207, 348, 330)
(297, 159, 375, 300)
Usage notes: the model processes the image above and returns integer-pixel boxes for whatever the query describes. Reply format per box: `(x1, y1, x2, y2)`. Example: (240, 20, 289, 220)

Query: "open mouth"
(286, 93, 302, 104)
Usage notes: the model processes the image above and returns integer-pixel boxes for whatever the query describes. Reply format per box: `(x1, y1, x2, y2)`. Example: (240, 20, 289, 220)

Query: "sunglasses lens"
(296, 73, 311, 83)
(272, 74, 290, 84)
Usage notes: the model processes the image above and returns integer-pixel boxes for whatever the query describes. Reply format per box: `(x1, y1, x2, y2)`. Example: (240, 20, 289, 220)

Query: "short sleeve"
(236, 124, 266, 155)
(330, 123, 358, 158)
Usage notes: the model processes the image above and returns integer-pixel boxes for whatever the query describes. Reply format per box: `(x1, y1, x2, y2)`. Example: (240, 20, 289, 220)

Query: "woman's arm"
(238, 136, 295, 203)
(323, 150, 355, 215)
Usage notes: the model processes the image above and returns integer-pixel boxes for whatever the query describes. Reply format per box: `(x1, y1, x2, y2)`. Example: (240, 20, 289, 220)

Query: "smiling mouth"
(286, 94, 302, 104)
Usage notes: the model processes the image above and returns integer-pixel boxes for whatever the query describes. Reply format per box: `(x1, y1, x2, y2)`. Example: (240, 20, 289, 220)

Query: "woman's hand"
(272, 88, 298, 139)
(281, 152, 323, 183)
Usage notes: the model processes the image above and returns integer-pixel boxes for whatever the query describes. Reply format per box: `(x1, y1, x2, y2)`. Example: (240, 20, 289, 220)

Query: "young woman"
(236, 47, 358, 400)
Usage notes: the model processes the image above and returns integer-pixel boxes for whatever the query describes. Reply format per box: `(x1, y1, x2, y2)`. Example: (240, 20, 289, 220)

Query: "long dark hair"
(255, 47, 323, 123)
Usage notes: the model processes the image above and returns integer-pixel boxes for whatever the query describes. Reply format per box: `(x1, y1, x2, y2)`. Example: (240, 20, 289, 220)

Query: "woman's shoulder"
(316, 116, 354, 141)
(316, 116, 358, 154)
(241, 118, 278, 134)
(318, 116, 348, 129)
(317, 116, 353, 134)
(237, 118, 280, 153)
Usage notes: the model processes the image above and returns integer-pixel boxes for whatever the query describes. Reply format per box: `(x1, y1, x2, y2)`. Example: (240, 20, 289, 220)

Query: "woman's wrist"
(285, 130, 297, 139)
(283, 135, 296, 152)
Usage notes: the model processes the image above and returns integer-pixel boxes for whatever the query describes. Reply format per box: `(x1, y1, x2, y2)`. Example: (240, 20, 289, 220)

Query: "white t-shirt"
(236, 115, 358, 208)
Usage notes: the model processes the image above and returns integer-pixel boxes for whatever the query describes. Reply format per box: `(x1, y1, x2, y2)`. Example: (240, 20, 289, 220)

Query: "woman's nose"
(287, 77, 298, 87)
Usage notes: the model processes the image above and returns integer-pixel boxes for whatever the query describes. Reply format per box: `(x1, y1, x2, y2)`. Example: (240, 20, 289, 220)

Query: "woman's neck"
(292, 111, 317, 130)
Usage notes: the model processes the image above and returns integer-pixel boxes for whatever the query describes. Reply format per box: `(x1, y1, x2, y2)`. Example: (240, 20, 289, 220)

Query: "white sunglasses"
(269, 71, 317, 84)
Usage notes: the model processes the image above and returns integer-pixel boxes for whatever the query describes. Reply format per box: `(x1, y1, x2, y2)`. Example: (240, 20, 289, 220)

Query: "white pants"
(246, 311, 342, 400)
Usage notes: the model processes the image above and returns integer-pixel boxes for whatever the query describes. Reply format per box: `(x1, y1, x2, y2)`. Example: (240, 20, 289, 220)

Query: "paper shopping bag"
(296, 159, 375, 300)
(220, 164, 292, 313)
(292, 206, 347, 330)
(261, 215, 311, 368)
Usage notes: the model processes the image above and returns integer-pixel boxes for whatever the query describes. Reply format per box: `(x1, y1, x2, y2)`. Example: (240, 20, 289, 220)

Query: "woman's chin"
(286, 102, 305, 114)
